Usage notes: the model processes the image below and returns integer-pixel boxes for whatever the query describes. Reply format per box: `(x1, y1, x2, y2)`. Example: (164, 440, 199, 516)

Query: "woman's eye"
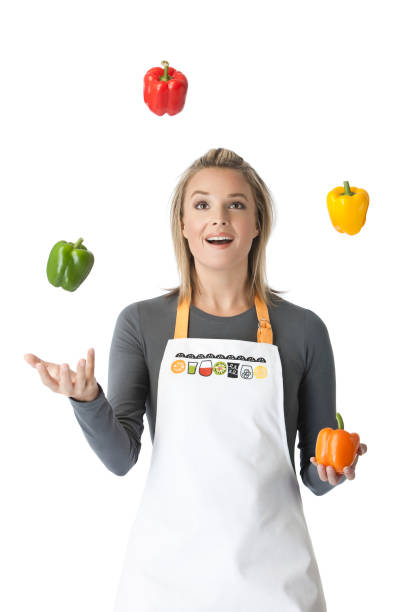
(195, 201, 245, 209)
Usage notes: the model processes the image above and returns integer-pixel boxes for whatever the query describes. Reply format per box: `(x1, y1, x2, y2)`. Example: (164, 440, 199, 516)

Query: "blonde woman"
(25, 147, 366, 611)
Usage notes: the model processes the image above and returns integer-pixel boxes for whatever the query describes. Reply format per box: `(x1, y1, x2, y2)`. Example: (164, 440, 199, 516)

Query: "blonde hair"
(162, 147, 286, 307)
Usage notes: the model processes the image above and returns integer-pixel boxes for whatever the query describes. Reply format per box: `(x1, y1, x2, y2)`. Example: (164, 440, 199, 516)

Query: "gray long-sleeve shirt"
(69, 291, 346, 495)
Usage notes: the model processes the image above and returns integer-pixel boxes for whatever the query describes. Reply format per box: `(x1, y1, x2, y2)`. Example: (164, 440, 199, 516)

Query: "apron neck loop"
(174, 292, 273, 344)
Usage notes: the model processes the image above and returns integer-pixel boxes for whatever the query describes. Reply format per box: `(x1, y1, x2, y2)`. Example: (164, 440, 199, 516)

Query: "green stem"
(160, 60, 173, 82)
(336, 412, 344, 429)
(73, 238, 84, 249)
(342, 181, 354, 196)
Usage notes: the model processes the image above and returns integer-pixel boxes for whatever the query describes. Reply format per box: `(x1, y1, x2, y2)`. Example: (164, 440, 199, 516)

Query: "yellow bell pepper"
(327, 181, 369, 235)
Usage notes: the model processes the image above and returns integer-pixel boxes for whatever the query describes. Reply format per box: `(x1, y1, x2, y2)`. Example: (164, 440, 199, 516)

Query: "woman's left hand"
(309, 443, 368, 485)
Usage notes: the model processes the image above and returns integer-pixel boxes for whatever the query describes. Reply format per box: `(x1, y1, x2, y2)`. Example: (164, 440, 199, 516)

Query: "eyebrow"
(190, 190, 249, 201)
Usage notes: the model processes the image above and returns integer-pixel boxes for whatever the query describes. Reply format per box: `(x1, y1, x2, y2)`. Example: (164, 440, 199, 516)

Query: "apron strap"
(254, 293, 274, 344)
(174, 292, 274, 344)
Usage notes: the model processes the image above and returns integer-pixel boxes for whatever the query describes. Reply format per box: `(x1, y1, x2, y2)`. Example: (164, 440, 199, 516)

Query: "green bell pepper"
(46, 237, 94, 292)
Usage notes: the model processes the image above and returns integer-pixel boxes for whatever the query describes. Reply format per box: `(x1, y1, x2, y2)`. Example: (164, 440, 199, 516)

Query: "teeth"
(207, 237, 233, 242)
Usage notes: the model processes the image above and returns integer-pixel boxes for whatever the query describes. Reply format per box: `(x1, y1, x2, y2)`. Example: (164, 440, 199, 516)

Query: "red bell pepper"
(143, 60, 188, 116)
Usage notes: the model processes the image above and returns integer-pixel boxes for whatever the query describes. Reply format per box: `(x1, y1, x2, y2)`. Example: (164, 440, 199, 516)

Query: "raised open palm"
(24, 348, 99, 402)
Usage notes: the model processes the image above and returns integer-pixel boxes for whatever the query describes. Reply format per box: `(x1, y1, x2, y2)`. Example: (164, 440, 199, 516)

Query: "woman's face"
(181, 168, 259, 271)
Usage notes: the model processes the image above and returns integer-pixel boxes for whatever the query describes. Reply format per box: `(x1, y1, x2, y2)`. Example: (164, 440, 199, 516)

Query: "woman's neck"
(192, 287, 253, 317)
(191, 261, 254, 316)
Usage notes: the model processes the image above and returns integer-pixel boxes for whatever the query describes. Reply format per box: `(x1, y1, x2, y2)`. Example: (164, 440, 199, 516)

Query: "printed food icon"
(187, 361, 198, 374)
(171, 360, 186, 374)
(240, 365, 253, 379)
(213, 361, 227, 375)
(199, 360, 213, 377)
(254, 365, 267, 379)
(227, 362, 239, 378)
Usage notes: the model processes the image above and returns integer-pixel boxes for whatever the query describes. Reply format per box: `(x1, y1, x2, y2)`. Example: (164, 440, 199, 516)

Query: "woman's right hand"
(24, 348, 100, 402)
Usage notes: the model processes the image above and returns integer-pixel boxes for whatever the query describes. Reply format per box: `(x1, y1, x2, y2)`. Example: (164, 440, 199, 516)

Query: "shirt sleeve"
(297, 309, 346, 495)
(68, 303, 149, 476)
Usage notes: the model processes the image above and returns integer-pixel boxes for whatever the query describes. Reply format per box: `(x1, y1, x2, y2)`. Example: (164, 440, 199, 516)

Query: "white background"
(1, 0, 406, 610)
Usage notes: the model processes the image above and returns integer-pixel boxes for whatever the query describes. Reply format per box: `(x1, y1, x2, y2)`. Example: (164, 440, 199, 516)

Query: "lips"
(206, 239, 233, 249)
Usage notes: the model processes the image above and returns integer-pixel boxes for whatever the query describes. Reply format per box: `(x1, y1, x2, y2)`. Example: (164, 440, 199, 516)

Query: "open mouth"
(205, 237, 234, 248)
(206, 238, 233, 245)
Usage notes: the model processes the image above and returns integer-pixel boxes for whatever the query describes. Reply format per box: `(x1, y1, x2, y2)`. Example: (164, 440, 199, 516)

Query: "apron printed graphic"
(213, 361, 226, 375)
(240, 364, 253, 379)
(228, 361, 239, 378)
(171, 351, 268, 380)
(199, 359, 212, 376)
(113, 292, 327, 612)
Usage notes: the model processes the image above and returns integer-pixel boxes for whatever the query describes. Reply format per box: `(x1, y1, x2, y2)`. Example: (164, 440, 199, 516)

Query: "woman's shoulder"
(116, 292, 178, 334)
(112, 293, 179, 353)
(121, 292, 178, 317)
(267, 293, 329, 337)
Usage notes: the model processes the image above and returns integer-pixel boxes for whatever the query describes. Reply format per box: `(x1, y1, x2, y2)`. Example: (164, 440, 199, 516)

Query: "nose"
(208, 206, 232, 228)
(209, 212, 230, 225)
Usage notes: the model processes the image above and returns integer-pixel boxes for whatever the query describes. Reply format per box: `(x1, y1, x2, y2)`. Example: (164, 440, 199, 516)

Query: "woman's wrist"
(70, 382, 101, 403)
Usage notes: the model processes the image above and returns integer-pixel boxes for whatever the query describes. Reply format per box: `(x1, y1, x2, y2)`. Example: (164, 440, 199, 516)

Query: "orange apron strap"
(174, 293, 273, 344)
(254, 293, 273, 344)
(174, 297, 190, 339)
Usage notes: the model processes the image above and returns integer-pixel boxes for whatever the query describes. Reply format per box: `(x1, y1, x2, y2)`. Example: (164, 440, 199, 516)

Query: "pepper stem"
(342, 181, 354, 196)
(73, 238, 84, 249)
(160, 60, 173, 82)
(336, 412, 344, 429)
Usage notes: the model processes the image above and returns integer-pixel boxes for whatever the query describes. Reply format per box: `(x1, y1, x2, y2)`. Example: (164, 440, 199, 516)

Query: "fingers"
(317, 463, 328, 482)
(25, 353, 58, 377)
(310, 457, 349, 485)
(76, 349, 95, 392)
(36, 361, 59, 392)
(59, 363, 74, 396)
(310, 457, 330, 482)
(326, 465, 346, 484)
(26, 348, 96, 399)
(24, 353, 43, 368)
(75, 358, 87, 396)
(85, 348, 95, 381)
(343, 465, 355, 480)
(344, 443, 367, 476)
(350, 453, 360, 470)
(26, 352, 63, 393)
(310, 440, 368, 485)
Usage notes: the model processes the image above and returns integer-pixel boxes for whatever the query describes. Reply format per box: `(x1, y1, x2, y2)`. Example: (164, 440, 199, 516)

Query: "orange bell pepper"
(327, 181, 369, 235)
(315, 413, 360, 474)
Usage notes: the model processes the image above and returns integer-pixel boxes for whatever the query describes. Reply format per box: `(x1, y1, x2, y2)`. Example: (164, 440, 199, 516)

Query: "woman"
(25, 147, 367, 611)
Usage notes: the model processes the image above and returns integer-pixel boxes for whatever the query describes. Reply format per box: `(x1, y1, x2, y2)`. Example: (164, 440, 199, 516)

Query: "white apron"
(113, 293, 327, 611)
